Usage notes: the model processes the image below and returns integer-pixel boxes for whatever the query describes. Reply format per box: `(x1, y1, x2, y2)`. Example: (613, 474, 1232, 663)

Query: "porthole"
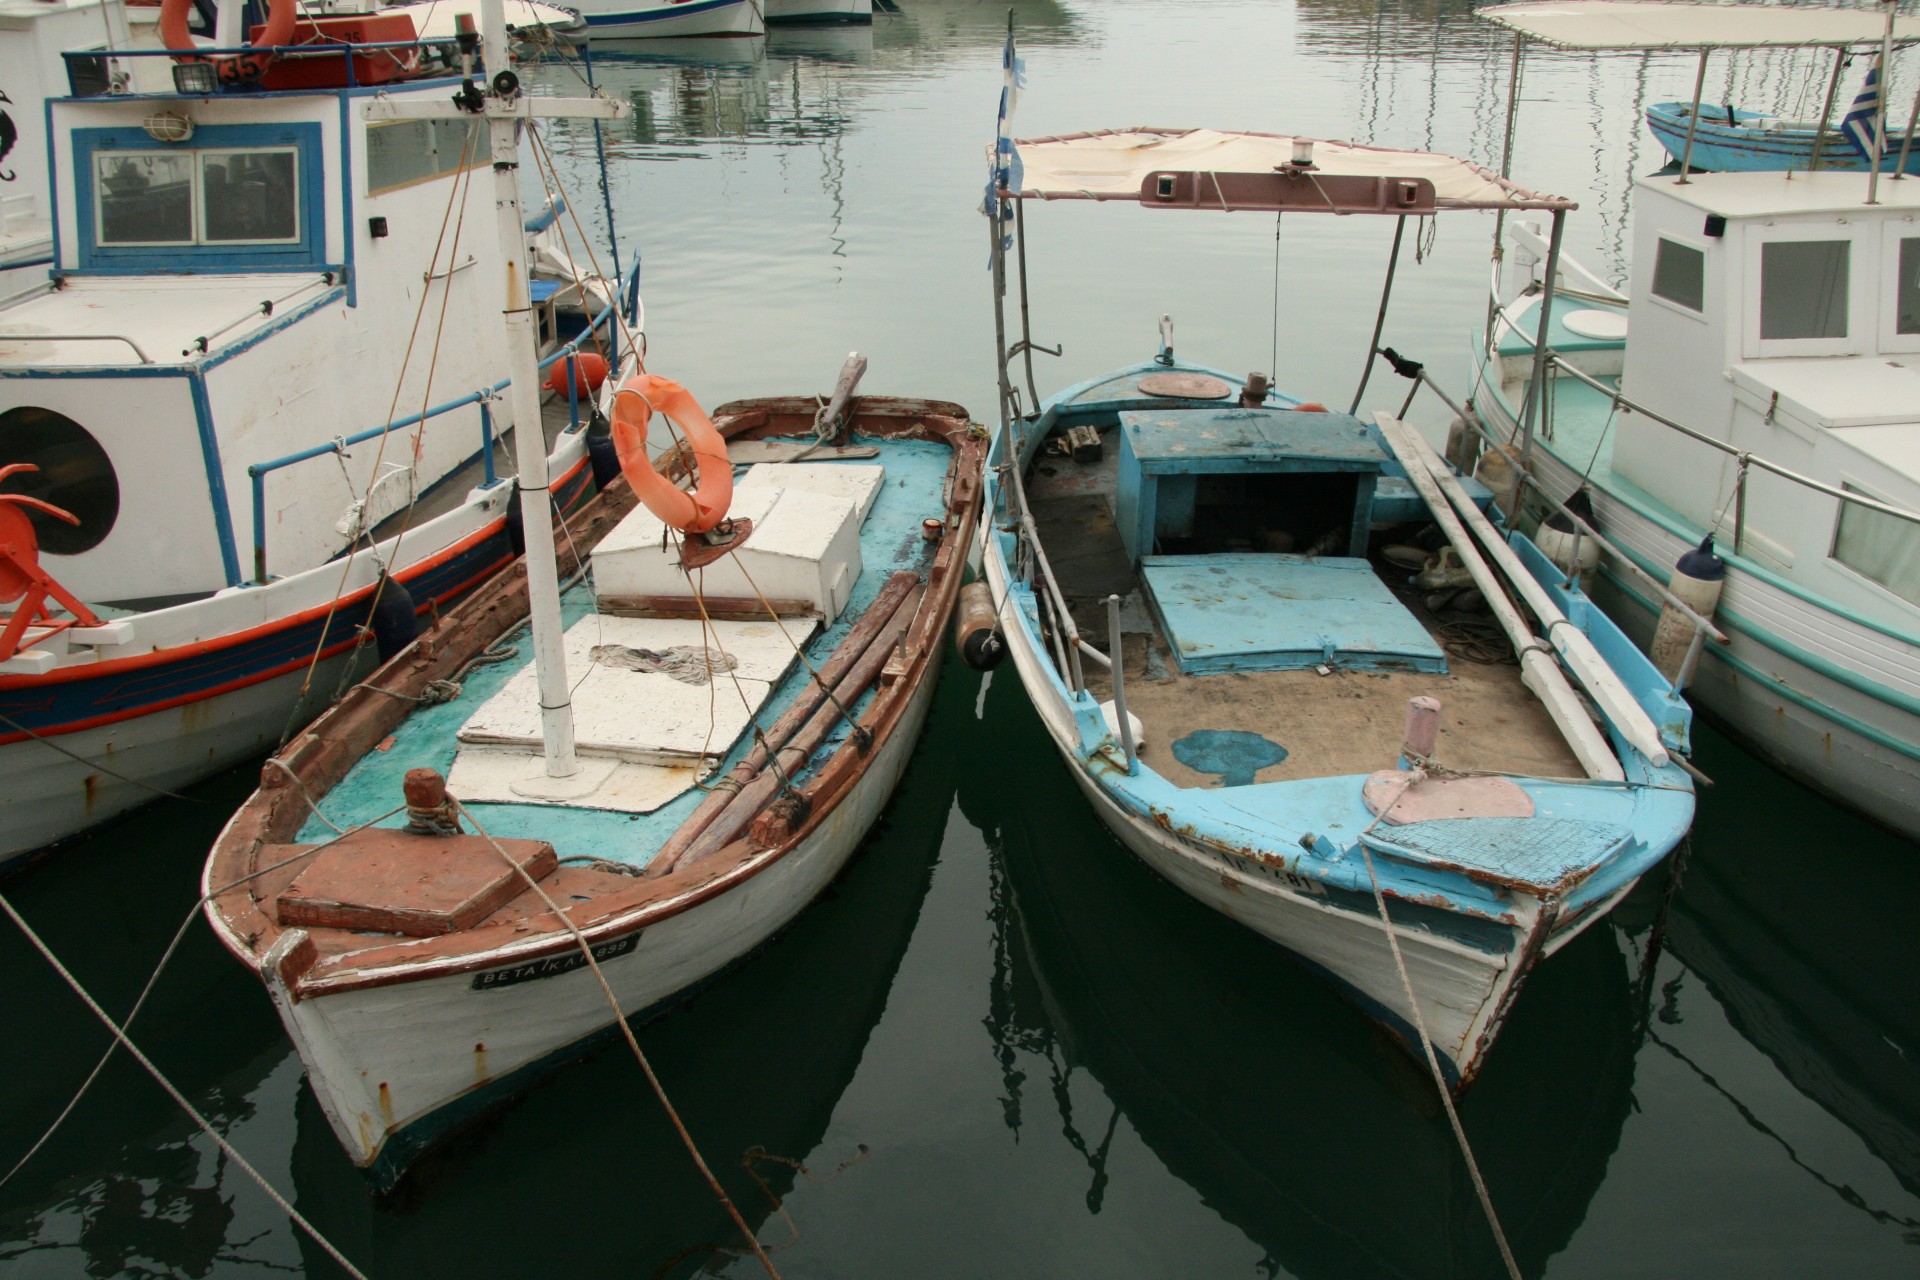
(0, 406, 119, 554)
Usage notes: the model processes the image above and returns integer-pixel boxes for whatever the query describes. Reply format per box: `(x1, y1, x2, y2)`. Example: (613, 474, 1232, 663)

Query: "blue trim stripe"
(583, 0, 745, 25)
(188, 370, 244, 588)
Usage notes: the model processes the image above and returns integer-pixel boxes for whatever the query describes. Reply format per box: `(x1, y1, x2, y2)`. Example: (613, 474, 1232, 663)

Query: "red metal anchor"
(0, 463, 104, 664)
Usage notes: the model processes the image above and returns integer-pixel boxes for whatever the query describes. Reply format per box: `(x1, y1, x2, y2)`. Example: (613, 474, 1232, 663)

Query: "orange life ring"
(160, 0, 297, 85)
(609, 373, 733, 534)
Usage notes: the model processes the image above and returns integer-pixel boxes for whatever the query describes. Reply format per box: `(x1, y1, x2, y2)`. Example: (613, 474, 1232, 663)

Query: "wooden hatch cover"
(274, 827, 557, 938)
(1137, 372, 1233, 399)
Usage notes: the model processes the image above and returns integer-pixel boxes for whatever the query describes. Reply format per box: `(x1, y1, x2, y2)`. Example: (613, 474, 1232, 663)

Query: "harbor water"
(3, 1, 1918, 1274)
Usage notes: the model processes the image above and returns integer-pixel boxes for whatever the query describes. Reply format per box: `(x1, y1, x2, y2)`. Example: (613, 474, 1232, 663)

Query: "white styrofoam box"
(591, 481, 864, 619)
(456, 613, 817, 766)
(735, 463, 886, 522)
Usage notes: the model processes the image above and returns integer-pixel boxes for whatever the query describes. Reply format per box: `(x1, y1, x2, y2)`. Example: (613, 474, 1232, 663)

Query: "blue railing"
(246, 260, 638, 583)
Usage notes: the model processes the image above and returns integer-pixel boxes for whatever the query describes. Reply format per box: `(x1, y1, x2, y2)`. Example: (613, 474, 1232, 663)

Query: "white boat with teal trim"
(1476, 2, 1920, 839)
(980, 125, 1697, 1087)
(572, 0, 763, 40)
(0, 0, 631, 868)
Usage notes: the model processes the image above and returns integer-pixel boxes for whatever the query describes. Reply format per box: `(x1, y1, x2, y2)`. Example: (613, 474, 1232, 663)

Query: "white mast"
(366, 5, 625, 792)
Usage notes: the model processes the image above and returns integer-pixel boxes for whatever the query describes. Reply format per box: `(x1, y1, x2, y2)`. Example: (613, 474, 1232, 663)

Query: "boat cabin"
(0, 11, 537, 613)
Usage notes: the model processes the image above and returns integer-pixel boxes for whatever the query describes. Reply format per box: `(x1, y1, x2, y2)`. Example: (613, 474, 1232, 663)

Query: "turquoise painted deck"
(1497, 295, 1629, 359)
(296, 435, 953, 866)
(1363, 817, 1632, 894)
(1141, 552, 1447, 675)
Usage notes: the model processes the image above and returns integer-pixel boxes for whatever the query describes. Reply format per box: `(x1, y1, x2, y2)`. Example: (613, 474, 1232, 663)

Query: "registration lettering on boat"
(471, 934, 641, 991)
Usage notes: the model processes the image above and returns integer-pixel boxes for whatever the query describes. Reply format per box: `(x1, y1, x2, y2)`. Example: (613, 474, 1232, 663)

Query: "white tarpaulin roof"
(1006, 128, 1574, 211)
(1478, 2, 1920, 50)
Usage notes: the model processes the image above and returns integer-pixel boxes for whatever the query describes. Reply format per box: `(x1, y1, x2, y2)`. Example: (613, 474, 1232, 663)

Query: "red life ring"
(609, 373, 733, 534)
(160, 0, 298, 85)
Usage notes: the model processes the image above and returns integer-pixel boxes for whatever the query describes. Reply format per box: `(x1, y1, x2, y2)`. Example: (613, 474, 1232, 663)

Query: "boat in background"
(1646, 100, 1920, 175)
(763, 0, 870, 27)
(981, 124, 1695, 1087)
(572, 0, 763, 40)
(1476, 2, 1920, 838)
(0, 0, 632, 868)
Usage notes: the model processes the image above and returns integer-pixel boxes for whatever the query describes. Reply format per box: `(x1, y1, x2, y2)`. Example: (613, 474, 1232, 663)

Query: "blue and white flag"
(1842, 62, 1885, 164)
(985, 28, 1026, 254)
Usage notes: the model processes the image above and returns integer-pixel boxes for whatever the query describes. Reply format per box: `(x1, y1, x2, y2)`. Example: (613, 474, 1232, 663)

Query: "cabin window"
(1832, 484, 1920, 607)
(73, 124, 324, 272)
(1650, 237, 1705, 312)
(367, 119, 481, 195)
(1897, 238, 1920, 335)
(1760, 239, 1849, 340)
(94, 147, 299, 248)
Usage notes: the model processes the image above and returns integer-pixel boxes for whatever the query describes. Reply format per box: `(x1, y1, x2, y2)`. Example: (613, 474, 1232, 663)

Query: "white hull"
(1496, 403, 1920, 839)
(261, 642, 938, 1174)
(762, 0, 869, 24)
(977, 527, 1608, 1079)
(578, 0, 763, 38)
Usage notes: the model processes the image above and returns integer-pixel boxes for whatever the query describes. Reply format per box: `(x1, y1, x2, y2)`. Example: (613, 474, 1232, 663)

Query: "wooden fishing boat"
(1646, 101, 1920, 175)
(979, 124, 1697, 1087)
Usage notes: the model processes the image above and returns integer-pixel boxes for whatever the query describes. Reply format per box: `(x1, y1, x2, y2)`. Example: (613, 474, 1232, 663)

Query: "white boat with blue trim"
(571, 0, 763, 41)
(1477, 2, 1920, 838)
(0, 0, 632, 868)
(979, 125, 1697, 1087)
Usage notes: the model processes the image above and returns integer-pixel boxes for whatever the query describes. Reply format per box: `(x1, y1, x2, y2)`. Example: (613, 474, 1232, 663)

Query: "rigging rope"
(453, 799, 784, 1279)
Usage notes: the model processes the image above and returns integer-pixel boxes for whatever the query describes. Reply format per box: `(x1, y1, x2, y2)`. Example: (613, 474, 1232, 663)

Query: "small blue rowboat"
(1646, 100, 1920, 173)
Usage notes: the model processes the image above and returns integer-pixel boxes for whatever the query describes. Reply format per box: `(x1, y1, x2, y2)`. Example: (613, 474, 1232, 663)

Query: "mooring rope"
(0, 710, 202, 804)
(0, 890, 372, 1280)
(454, 799, 784, 1279)
(1355, 770, 1524, 1280)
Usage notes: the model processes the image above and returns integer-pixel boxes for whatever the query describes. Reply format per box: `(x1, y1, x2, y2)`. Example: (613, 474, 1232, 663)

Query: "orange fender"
(161, 0, 297, 84)
(610, 374, 733, 534)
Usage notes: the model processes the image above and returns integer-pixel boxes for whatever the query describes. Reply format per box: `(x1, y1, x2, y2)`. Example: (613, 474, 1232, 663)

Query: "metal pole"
(1868, 3, 1895, 204)
(991, 189, 1015, 433)
(1893, 74, 1920, 179)
(1014, 199, 1042, 411)
(1490, 33, 1525, 299)
(1349, 214, 1406, 414)
(1809, 47, 1848, 172)
(1517, 207, 1565, 475)
(1677, 50, 1709, 184)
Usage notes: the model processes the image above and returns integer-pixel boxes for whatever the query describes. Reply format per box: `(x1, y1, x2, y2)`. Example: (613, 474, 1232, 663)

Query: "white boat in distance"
(763, 0, 870, 27)
(1475, 2, 1920, 837)
(573, 0, 763, 40)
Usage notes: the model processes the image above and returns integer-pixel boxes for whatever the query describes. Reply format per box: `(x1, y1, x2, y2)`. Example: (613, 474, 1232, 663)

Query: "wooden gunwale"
(203, 397, 984, 998)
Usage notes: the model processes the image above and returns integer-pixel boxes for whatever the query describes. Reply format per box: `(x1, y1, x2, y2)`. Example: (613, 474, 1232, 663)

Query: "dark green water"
(4, 2, 1920, 1275)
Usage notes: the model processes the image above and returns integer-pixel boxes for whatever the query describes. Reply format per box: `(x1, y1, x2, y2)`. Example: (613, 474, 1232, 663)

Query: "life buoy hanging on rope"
(160, 0, 298, 86)
(609, 373, 733, 534)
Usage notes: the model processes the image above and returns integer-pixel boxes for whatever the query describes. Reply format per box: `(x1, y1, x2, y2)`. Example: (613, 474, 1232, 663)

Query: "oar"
(1386, 415, 1670, 768)
(1374, 413, 1623, 782)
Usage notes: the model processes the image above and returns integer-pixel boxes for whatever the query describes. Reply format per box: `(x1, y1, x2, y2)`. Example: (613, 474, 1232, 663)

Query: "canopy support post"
(1894, 74, 1920, 179)
(1677, 50, 1709, 184)
(1349, 214, 1406, 414)
(1869, 2, 1896, 205)
(991, 195, 1015, 437)
(1517, 206, 1565, 477)
(1014, 199, 1041, 411)
(1809, 47, 1848, 173)
(1489, 33, 1526, 343)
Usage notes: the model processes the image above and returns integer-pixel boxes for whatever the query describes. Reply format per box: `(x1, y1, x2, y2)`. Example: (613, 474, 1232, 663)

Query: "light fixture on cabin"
(1289, 137, 1315, 170)
(142, 110, 195, 144)
(171, 61, 217, 96)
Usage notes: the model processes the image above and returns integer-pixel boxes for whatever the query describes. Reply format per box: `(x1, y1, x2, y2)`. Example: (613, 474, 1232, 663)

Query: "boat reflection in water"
(969, 673, 1638, 1279)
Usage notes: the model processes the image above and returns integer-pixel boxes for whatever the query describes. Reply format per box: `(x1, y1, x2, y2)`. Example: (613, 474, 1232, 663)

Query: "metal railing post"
(1107, 593, 1136, 774)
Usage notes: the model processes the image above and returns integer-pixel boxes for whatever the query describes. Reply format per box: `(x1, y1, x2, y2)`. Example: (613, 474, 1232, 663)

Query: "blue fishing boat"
(1646, 101, 1920, 174)
(978, 125, 1698, 1087)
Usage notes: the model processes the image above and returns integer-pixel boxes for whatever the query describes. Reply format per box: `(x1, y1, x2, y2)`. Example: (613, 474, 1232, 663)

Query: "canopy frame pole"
(1489, 33, 1526, 343)
(1349, 214, 1406, 414)
(1517, 206, 1565, 476)
(1869, 2, 1896, 204)
(1014, 199, 1043, 410)
(991, 190, 1016, 436)
(1809, 47, 1848, 172)
(1676, 50, 1709, 185)
(1894, 73, 1920, 179)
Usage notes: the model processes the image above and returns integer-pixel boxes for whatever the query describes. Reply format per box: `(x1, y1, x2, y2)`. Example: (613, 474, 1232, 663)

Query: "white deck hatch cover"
(1477, 3, 1920, 51)
(1003, 129, 1572, 210)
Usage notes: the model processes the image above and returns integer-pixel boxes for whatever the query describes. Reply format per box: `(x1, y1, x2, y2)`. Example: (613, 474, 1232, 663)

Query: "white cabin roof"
(1479, 2, 1920, 51)
(1006, 128, 1571, 210)
(0, 274, 332, 367)
(1731, 358, 1920, 436)
(1634, 168, 1920, 219)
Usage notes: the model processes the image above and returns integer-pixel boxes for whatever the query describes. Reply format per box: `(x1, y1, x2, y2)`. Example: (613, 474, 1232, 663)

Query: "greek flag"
(985, 29, 1026, 253)
(1842, 63, 1884, 164)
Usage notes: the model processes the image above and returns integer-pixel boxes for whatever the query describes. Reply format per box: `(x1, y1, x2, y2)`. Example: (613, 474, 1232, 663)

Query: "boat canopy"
(1004, 129, 1573, 212)
(1477, 1, 1920, 51)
